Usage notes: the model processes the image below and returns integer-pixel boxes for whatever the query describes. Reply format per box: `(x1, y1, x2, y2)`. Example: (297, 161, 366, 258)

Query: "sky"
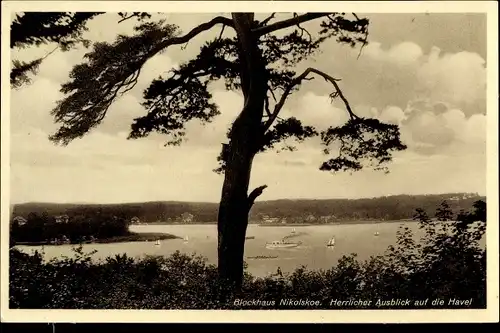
(9, 12, 488, 204)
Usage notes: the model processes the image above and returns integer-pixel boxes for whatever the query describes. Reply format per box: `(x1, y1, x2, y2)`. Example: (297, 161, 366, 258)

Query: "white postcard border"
(1, 1, 498, 323)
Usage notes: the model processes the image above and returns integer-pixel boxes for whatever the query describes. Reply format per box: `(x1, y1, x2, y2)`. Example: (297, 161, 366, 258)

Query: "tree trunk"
(217, 142, 254, 288)
(217, 13, 268, 290)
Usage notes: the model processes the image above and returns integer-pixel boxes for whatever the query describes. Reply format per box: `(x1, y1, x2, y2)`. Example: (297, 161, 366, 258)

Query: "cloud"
(281, 89, 486, 161)
(287, 39, 486, 160)
(10, 127, 225, 203)
(8, 15, 487, 203)
(415, 47, 486, 113)
(398, 103, 486, 156)
(362, 42, 486, 117)
(307, 38, 486, 122)
(463, 114, 486, 145)
(404, 110, 455, 147)
(289, 92, 349, 129)
(364, 41, 424, 65)
(379, 106, 406, 125)
(10, 77, 63, 134)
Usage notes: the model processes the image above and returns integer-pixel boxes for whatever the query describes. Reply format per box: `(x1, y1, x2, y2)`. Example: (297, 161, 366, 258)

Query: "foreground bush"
(9, 201, 486, 309)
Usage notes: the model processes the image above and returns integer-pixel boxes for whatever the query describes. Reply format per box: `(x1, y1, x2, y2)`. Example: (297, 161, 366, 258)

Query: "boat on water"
(265, 240, 301, 249)
(374, 231, 380, 236)
(183, 236, 189, 242)
(155, 240, 161, 246)
(246, 236, 255, 240)
(291, 228, 296, 234)
(258, 223, 312, 227)
(50, 236, 71, 245)
(247, 255, 278, 260)
(326, 237, 336, 247)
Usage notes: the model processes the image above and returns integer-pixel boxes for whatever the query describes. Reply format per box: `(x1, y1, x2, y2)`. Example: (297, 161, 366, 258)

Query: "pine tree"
(10, 12, 150, 88)
(14, 12, 407, 289)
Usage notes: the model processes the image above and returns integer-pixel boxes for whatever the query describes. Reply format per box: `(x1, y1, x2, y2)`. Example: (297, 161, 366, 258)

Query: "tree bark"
(217, 13, 268, 290)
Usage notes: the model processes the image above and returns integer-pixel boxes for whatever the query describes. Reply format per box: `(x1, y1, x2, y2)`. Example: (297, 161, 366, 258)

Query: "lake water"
(16, 222, 439, 277)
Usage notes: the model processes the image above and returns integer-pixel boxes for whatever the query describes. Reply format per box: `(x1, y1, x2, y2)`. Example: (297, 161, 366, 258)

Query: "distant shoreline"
(14, 232, 180, 247)
(131, 219, 415, 227)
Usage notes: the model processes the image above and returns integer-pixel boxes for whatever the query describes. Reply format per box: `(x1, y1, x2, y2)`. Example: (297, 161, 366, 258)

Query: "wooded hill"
(11, 193, 484, 224)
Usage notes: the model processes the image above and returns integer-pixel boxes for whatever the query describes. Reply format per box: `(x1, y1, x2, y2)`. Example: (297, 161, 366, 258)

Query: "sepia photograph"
(1, 0, 498, 323)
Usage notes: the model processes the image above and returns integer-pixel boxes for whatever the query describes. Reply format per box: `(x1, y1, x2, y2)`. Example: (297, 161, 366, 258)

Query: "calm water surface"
(15, 222, 444, 277)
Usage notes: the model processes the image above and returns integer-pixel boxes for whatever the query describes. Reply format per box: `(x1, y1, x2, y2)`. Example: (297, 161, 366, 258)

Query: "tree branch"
(252, 13, 330, 36)
(351, 12, 369, 60)
(247, 185, 268, 211)
(178, 16, 234, 42)
(118, 13, 139, 24)
(259, 13, 276, 27)
(42, 46, 59, 60)
(264, 95, 271, 117)
(11, 45, 59, 88)
(51, 16, 234, 145)
(263, 67, 358, 132)
(152, 16, 235, 55)
(117, 12, 152, 24)
(218, 24, 226, 41)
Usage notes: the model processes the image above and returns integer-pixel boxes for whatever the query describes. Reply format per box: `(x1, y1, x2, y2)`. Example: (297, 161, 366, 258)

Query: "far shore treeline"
(11, 193, 483, 224)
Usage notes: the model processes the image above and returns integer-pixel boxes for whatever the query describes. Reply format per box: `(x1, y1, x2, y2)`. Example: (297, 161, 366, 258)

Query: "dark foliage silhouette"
(10, 211, 130, 245)
(10, 12, 152, 88)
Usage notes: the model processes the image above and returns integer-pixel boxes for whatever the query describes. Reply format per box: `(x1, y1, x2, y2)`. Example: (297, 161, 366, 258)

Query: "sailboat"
(374, 231, 380, 237)
(326, 237, 336, 247)
(291, 228, 296, 234)
(183, 235, 189, 242)
(155, 239, 161, 246)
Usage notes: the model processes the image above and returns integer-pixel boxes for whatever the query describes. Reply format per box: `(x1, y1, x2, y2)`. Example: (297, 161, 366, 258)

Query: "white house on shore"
(55, 215, 70, 224)
(261, 215, 286, 224)
(179, 212, 194, 223)
(13, 216, 27, 226)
